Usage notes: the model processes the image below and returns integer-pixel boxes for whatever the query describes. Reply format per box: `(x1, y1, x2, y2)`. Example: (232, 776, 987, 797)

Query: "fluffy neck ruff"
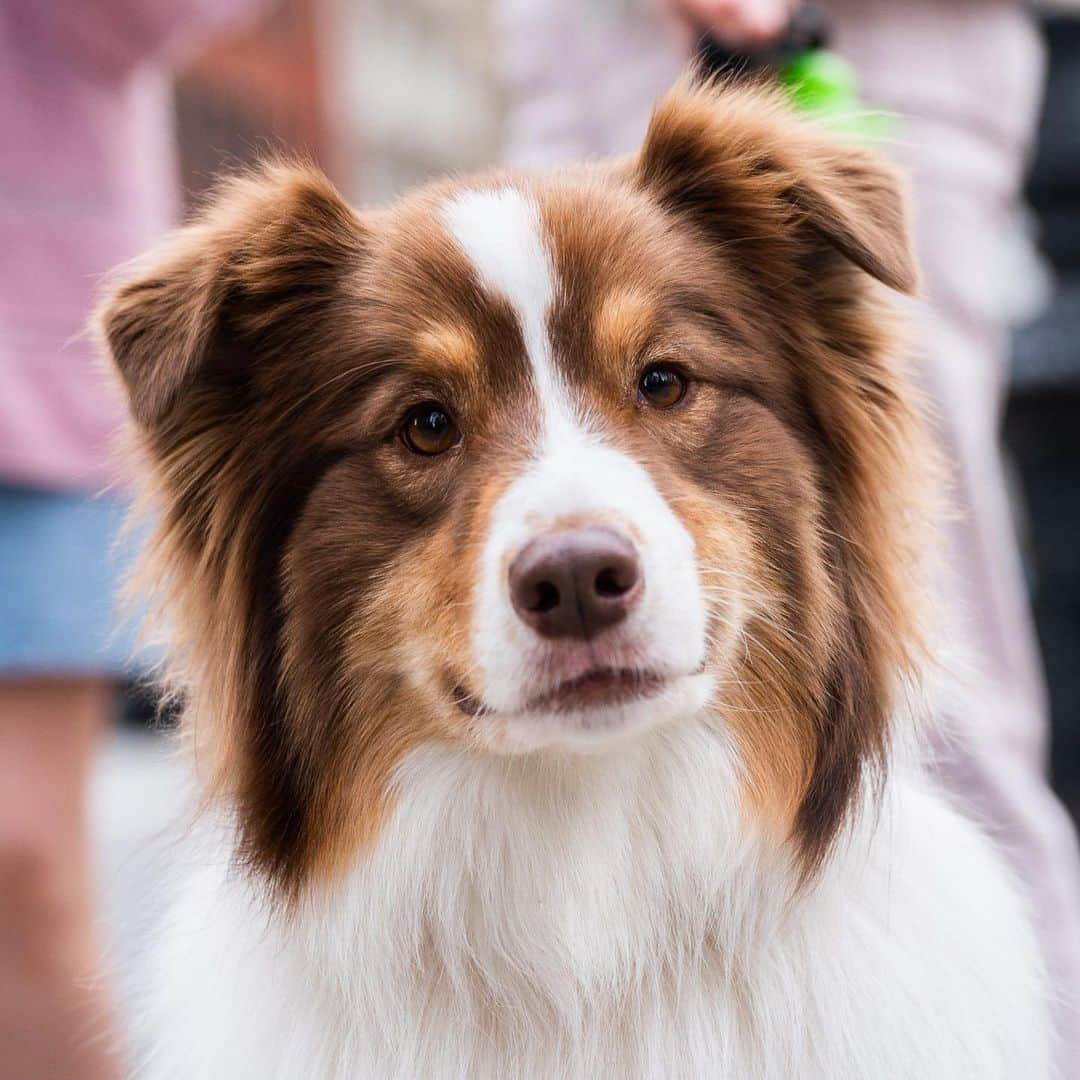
(279, 714, 877, 1037)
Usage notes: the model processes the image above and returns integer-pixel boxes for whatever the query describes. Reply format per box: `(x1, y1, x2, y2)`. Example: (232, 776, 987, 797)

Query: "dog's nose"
(509, 527, 643, 640)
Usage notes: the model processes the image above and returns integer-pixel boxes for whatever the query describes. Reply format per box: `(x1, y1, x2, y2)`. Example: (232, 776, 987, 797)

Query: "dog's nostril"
(508, 527, 643, 640)
(531, 580, 561, 613)
(595, 566, 631, 598)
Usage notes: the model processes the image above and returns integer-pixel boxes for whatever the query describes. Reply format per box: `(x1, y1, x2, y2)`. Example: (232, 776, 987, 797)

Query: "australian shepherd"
(97, 81, 1049, 1078)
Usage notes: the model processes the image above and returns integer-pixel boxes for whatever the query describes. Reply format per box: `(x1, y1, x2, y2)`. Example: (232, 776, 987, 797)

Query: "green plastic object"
(779, 49, 894, 141)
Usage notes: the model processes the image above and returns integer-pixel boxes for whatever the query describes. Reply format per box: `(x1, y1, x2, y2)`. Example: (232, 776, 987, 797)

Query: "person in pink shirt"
(498, 0, 1080, 1069)
(0, 5, 263, 1077)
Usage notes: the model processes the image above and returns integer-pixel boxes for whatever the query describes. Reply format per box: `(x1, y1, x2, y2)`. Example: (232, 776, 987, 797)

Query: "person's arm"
(498, 0, 601, 166)
(40, 0, 273, 78)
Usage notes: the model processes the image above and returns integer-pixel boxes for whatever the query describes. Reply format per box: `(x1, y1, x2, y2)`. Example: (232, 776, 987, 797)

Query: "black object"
(694, 4, 830, 80)
(1006, 16, 1080, 820)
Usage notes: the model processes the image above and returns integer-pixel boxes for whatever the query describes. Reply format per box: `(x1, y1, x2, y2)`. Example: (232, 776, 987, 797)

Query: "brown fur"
(96, 80, 928, 896)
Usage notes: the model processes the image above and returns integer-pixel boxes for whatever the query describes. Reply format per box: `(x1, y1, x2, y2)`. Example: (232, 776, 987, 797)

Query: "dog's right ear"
(96, 162, 366, 431)
(95, 166, 372, 897)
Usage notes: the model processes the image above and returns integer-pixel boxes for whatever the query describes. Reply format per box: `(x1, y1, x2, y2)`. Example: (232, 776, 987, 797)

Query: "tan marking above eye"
(594, 287, 657, 361)
(414, 323, 478, 376)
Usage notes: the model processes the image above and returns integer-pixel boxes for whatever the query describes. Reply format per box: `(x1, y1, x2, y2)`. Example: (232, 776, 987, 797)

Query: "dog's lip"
(449, 666, 687, 719)
(524, 667, 667, 713)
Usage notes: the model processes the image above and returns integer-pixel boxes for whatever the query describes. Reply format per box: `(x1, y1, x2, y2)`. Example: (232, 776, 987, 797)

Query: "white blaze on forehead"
(443, 189, 710, 735)
(440, 186, 572, 431)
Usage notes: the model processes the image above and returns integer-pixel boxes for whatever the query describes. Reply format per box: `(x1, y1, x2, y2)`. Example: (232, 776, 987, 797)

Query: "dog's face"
(99, 82, 923, 895)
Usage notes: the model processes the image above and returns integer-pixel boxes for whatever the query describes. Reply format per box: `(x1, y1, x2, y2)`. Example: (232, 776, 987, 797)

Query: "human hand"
(661, 0, 801, 48)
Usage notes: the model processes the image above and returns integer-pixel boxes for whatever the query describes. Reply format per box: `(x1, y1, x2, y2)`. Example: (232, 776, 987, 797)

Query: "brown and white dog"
(98, 81, 1048, 1078)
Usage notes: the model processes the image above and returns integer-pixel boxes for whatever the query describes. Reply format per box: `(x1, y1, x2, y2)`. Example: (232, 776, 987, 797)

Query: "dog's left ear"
(637, 81, 927, 877)
(635, 78, 917, 295)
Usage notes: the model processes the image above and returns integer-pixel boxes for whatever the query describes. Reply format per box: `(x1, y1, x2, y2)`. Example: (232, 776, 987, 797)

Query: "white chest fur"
(143, 723, 1048, 1080)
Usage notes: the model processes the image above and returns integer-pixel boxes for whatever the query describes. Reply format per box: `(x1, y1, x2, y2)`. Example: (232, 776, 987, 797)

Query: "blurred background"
(2, 0, 1079, 1075)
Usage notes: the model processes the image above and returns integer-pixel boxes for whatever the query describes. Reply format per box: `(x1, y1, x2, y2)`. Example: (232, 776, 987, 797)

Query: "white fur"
(142, 731, 1049, 1078)
(443, 187, 712, 750)
(440, 187, 561, 425)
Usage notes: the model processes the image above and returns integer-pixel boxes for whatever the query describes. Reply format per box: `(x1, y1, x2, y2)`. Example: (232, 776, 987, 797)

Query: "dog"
(97, 80, 1049, 1078)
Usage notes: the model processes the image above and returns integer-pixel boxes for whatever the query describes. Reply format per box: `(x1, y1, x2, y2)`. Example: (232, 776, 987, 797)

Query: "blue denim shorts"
(0, 484, 144, 677)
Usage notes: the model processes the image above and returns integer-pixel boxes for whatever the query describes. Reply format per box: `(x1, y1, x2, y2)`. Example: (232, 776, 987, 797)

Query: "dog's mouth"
(449, 667, 670, 719)
(525, 667, 667, 713)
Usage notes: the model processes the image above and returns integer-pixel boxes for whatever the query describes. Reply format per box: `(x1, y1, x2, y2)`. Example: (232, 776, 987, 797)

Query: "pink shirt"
(0, 1, 261, 492)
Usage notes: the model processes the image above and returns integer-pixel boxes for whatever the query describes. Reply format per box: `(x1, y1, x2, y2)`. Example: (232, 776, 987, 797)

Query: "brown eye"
(401, 403, 460, 456)
(639, 365, 686, 408)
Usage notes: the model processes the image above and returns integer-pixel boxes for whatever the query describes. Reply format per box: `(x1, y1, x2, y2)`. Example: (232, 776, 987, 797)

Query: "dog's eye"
(639, 365, 686, 408)
(401, 403, 460, 456)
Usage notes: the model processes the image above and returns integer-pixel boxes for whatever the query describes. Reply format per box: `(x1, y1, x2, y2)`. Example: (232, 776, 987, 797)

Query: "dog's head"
(97, 81, 925, 896)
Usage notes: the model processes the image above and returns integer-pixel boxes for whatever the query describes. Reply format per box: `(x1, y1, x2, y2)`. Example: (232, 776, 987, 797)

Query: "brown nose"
(509, 527, 643, 640)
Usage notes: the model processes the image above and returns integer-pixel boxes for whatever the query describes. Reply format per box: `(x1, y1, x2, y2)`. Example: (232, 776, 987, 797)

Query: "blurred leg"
(0, 678, 118, 1080)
